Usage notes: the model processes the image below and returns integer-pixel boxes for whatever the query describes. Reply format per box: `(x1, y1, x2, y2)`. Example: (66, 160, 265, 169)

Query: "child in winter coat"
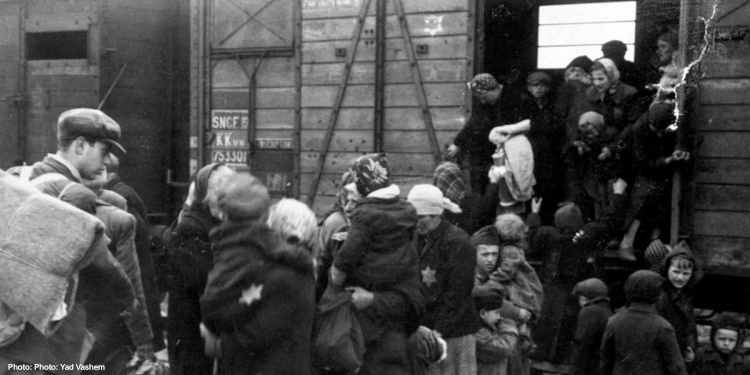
(600, 270, 687, 375)
(570, 278, 612, 375)
(473, 284, 519, 375)
(695, 314, 750, 375)
(200, 174, 316, 375)
(330, 153, 419, 291)
(656, 241, 700, 366)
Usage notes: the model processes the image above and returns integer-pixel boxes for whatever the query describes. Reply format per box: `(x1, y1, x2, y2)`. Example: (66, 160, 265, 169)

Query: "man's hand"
(135, 342, 155, 360)
(684, 346, 695, 362)
(613, 178, 627, 195)
(598, 147, 612, 161)
(531, 197, 542, 214)
(346, 286, 375, 310)
(518, 308, 531, 323)
(329, 264, 347, 286)
(667, 149, 690, 164)
(447, 144, 460, 157)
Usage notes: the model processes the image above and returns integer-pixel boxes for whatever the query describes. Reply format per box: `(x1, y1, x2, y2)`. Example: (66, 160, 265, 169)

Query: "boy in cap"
(449, 73, 504, 196)
(600, 270, 687, 375)
(472, 284, 519, 375)
(407, 184, 479, 375)
(570, 278, 612, 375)
(695, 314, 749, 375)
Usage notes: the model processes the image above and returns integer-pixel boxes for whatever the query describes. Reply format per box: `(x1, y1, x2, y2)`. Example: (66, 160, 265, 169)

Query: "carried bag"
(312, 284, 364, 373)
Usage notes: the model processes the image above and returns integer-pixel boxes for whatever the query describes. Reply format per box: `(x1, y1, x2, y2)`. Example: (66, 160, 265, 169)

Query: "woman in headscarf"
(585, 59, 640, 140)
(433, 161, 498, 235)
(166, 163, 234, 375)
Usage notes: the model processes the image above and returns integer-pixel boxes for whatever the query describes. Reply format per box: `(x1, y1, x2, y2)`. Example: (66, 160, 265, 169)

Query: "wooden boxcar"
(0, 0, 189, 217)
(189, 0, 750, 310)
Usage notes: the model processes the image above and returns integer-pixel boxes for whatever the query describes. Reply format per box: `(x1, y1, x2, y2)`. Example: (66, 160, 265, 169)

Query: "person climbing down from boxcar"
(449, 73, 504, 196)
(499, 71, 564, 225)
(167, 163, 234, 375)
(433, 161, 499, 236)
(694, 314, 750, 375)
(618, 101, 690, 262)
(600, 270, 688, 375)
(200, 176, 315, 375)
(407, 184, 480, 375)
(472, 284, 519, 375)
(569, 278, 612, 375)
(564, 111, 621, 221)
(328, 153, 425, 375)
(585, 59, 641, 161)
(656, 241, 701, 370)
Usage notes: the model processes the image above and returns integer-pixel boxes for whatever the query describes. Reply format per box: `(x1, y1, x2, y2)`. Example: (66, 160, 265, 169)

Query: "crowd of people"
(0, 33, 748, 375)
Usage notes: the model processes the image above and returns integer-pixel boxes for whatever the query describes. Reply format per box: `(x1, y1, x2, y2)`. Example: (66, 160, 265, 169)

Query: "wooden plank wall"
(300, 0, 471, 214)
(0, 0, 20, 168)
(23, 0, 99, 165)
(100, 0, 176, 214)
(690, 0, 750, 272)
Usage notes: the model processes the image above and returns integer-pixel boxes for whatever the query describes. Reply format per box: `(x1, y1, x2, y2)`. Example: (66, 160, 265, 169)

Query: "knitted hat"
(267, 198, 318, 248)
(470, 225, 501, 247)
(573, 278, 609, 299)
(433, 162, 466, 205)
(349, 153, 392, 196)
(578, 111, 605, 134)
(527, 71, 552, 86)
(566, 55, 594, 73)
(216, 173, 270, 222)
(644, 239, 669, 273)
(601, 40, 627, 58)
(554, 203, 584, 235)
(472, 284, 507, 311)
(469, 73, 499, 93)
(407, 184, 462, 216)
(648, 101, 676, 130)
(592, 58, 621, 85)
(624, 270, 663, 304)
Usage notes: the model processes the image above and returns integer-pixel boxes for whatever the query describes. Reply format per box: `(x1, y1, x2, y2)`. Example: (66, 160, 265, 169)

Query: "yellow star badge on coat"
(239, 284, 263, 306)
(421, 266, 437, 287)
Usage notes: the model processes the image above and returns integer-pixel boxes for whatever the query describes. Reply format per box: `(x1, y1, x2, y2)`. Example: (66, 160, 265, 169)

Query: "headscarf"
(433, 162, 466, 205)
(407, 184, 462, 216)
(188, 163, 226, 214)
(468, 73, 499, 93)
(349, 153, 392, 196)
(592, 58, 621, 93)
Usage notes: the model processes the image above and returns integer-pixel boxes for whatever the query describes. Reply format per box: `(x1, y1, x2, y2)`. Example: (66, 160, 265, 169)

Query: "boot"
(617, 241, 637, 262)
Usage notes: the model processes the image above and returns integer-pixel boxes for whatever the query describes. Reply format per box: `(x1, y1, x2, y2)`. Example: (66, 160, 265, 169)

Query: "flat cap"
(57, 108, 126, 154)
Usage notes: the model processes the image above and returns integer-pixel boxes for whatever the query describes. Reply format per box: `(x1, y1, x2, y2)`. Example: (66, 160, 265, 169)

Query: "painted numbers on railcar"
(211, 109, 250, 164)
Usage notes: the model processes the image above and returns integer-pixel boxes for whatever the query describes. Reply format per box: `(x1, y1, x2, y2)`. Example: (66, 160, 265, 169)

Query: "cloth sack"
(0, 171, 105, 336)
(313, 284, 364, 372)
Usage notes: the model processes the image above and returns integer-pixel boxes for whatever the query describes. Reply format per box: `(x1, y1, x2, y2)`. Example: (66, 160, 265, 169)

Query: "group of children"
(467, 232, 749, 375)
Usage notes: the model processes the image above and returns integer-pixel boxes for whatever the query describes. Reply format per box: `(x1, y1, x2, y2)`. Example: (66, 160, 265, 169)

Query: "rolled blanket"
(0, 171, 106, 336)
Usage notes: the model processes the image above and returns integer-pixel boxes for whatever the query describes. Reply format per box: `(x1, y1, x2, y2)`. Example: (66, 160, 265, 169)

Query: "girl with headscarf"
(433, 161, 499, 235)
(166, 163, 234, 375)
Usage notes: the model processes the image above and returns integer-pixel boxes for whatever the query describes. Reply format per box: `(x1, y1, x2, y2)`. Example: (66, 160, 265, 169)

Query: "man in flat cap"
(3, 108, 136, 375)
(11, 108, 126, 182)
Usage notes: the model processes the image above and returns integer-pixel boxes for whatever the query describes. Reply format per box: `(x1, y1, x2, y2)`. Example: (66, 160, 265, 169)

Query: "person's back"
(570, 278, 612, 375)
(600, 270, 687, 375)
(332, 154, 419, 290)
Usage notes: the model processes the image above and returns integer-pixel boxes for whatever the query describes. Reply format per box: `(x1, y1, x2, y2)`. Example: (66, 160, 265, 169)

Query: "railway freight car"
(0, 0, 189, 217)
(188, 0, 750, 313)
